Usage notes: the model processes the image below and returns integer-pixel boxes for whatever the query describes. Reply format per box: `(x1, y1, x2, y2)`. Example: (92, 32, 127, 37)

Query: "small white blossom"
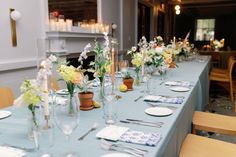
(131, 46, 137, 52)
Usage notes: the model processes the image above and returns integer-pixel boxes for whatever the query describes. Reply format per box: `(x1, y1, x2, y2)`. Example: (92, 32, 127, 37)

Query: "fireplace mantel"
(46, 31, 105, 56)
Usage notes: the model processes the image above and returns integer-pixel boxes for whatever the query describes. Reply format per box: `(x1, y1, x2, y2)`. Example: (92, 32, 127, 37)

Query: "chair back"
(228, 57, 236, 81)
(227, 56, 235, 71)
(0, 87, 14, 109)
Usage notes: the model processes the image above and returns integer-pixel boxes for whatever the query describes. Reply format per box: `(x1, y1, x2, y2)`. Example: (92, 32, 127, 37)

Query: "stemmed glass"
(54, 93, 79, 157)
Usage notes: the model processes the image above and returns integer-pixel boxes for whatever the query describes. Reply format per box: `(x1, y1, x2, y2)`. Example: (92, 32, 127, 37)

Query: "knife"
(126, 119, 164, 125)
(120, 120, 162, 128)
(134, 96, 144, 102)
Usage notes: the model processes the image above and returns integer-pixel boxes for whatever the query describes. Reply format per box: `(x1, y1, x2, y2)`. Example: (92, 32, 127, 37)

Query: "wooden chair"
(209, 56, 236, 101)
(180, 134, 236, 157)
(192, 110, 236, 135)
(0, 87, 14, 109)
(181, 105, 236, 157)
(211, 56, 235, 76)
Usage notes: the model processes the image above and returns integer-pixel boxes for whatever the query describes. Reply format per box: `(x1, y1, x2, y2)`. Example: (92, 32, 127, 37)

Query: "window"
(195, 19, 215, 41)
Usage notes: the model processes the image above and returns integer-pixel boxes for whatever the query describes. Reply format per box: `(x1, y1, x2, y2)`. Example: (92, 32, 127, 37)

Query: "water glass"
(103, 81, 118, 125)
(147, 76, 158, 95)
(103, 93, 118, 125)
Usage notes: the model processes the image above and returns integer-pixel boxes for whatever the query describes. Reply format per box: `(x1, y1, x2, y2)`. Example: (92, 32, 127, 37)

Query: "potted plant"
(77, 75, 94, 111)
(123, 72, 134, 91)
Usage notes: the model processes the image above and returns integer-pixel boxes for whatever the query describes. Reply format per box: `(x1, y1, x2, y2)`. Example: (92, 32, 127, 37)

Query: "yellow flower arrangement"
(20, 80, 41, 126)
(131, 53, 143, 68)
(58, 64, 83, 96)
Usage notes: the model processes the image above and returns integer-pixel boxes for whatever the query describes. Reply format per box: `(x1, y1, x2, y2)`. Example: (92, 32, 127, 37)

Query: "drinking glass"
(103, 78, 118, 125)
(119, 60, 129, 76)
(38, 105, 54, 157)
(147, 75, 158, 95)
(54, 93, 79, 157)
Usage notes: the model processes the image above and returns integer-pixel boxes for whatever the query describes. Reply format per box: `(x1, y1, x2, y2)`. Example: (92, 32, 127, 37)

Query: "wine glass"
(54, 93, 79, 157)
(119, 60, 129, 76)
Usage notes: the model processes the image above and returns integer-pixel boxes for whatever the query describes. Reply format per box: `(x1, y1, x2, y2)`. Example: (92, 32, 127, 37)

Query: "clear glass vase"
(134, 68, 141, 86)
(27, 104, 39, 140)
(98, 76, 105, 104)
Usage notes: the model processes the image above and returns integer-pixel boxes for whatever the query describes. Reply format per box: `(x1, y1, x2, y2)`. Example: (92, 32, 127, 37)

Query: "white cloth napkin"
(0, 146, 25, 157)
(143, 95, 184, 104)
(165, 81, 192, 87)
(96, 125, 130, 141)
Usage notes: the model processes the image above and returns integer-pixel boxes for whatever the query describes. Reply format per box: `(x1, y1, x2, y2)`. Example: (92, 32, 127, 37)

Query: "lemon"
(119, 84, 128, 92)
(92, 100, 101, 108)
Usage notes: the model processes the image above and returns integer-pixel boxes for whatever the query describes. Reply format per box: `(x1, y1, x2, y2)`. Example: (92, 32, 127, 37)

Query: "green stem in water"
(28, 104, 38, 127)
(67, 81, 75, 115)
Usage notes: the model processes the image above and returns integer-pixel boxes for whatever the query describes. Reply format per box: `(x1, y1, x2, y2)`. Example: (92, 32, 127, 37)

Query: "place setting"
(164, 80, 193, 92)
(96, 125, 161, 156)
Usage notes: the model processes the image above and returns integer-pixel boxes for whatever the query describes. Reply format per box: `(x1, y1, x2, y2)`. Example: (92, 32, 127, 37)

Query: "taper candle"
(40, 61, 49, 116)
(111, 48, 115, 86)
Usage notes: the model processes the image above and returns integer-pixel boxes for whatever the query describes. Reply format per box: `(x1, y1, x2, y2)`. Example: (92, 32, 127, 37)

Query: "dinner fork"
(100, 139, 144, 157)
(101, 139, 148, 155)
(3, 144, 36, 152)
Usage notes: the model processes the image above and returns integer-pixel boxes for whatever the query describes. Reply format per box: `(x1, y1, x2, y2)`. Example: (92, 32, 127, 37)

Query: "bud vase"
(98, 76, 105, 104)
(27, 104, 39, 140)
(134, 68, 141, 86)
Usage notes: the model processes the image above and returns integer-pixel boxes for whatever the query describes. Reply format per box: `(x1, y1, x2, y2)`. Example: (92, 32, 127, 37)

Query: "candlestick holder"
(43, 115, 51, 130)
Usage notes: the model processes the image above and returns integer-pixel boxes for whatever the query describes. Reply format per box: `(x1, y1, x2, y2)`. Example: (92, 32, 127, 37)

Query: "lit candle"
(111, 48, 115, 86)
(40, 61, 49, 116)
(66, 19, 73, 31)
(49, 19, 56, 31)
(173, 36, 176, 44)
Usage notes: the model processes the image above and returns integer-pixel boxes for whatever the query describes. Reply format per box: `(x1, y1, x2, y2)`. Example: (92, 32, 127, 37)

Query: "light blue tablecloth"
(0, 56, 210, 157)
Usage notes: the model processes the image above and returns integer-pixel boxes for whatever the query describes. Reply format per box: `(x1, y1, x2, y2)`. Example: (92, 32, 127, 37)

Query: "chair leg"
(192, 124, 197, 134)
(230, 81, 234, 101)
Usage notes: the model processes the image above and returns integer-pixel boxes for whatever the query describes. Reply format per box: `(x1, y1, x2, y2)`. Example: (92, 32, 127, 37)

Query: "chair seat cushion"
(180, 134, 236, 157)
(193, 111, 236, 135)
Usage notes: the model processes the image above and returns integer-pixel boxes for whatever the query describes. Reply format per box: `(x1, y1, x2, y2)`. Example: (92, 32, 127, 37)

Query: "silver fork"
(101, 140, 144, 157)
(101, 139, 148, 155)
(3, 144, 36, 152)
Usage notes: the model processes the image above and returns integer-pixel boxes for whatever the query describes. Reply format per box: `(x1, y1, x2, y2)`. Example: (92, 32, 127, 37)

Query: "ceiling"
(170, 0, 236, 16)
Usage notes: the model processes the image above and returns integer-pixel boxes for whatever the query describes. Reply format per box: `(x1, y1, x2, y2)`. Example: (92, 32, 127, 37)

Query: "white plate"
(145, 107, 173, 116)
(170, 87, 190, 92)
(56, 89, 68, 95)
(100, 153, 132, 157)
(0, 110, 12, 119)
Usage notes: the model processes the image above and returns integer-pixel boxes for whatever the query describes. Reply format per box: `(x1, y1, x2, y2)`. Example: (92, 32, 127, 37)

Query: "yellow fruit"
(92, 101, 101, 108)
(119, 84, 128, 92)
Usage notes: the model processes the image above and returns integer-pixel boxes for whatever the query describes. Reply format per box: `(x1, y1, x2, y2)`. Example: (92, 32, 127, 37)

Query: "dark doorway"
(157, 11, 165, 37)
(138, 2, 151, 42)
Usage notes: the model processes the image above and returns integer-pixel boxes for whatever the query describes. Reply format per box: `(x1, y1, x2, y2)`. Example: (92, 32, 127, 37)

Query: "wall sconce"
(111, 23, 117, 37)
(9, 9, 21, 47)
(175, 5, 181, 15)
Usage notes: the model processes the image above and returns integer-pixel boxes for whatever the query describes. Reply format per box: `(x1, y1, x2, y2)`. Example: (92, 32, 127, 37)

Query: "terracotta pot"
(123, 78, 134, 90)
(78, 91, 94, 111)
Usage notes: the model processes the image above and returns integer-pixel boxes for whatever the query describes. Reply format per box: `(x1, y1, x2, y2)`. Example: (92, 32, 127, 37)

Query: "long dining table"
(0, 56, 210, 157)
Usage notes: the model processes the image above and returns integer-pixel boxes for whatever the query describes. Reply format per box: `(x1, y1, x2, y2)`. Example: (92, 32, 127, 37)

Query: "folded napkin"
(0, 146, 25, 157)
(143, 95, 184, 104)
(96, 125, 130, 141)
(165, 81, 192, 87)
(119, 130, 161, 147)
